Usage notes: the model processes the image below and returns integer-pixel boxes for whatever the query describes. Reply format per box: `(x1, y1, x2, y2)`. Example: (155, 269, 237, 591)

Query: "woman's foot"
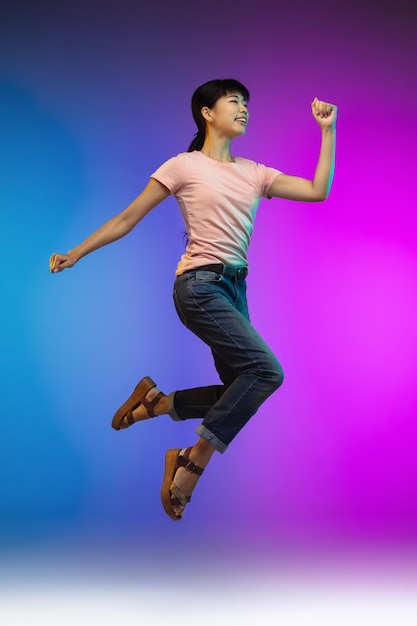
(170, 449, 203, 517)
(112, 376, 168, 430)
(161, 439, 216, 520)
(127, 386, 167, 424)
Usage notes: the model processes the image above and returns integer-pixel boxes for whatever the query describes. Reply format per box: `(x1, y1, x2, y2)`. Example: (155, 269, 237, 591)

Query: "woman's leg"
(160, 268, 283, 518)
(172, 269, 284, 453)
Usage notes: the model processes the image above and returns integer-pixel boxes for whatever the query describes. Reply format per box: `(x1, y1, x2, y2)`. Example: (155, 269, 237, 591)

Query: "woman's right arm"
(50, 178, 170, 273)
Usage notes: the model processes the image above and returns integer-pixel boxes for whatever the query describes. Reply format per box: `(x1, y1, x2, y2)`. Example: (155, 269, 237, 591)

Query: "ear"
(201, 107, 212, 123)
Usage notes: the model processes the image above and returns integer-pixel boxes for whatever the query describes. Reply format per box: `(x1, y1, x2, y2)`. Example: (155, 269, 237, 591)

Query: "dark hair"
(187, 79, 250, 152)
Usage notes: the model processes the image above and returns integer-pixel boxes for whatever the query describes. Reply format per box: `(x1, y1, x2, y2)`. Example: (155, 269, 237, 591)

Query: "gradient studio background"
(1, 0, 416, 623)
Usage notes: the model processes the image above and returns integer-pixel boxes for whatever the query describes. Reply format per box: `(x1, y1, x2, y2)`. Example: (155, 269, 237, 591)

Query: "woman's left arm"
(267, 98, 337, 202)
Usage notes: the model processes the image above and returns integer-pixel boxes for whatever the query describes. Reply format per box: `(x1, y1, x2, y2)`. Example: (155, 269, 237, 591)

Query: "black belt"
(184, 264, 248, 279)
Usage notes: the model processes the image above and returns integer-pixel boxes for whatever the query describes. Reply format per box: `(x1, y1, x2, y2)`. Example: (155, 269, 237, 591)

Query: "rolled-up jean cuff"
(195, 424, 228, 454)
(167, 392, 183, 422)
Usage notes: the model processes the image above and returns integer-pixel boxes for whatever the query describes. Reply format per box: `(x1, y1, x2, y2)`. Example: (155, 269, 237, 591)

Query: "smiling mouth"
(236, 117, 247, 125)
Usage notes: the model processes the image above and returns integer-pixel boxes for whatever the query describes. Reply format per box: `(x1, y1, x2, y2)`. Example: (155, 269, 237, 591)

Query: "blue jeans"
(169, 267, 284, 453)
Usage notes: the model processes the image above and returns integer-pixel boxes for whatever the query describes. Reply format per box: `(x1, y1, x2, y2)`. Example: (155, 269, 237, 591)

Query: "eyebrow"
(226, 93, 247, 101)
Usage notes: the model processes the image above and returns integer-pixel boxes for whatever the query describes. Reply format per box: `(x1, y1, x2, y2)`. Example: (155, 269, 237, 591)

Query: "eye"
(228, 95, 247, 107)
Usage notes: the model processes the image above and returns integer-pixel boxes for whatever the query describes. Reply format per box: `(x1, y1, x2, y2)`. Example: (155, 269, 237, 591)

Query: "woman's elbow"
(311, 187, 329, 202)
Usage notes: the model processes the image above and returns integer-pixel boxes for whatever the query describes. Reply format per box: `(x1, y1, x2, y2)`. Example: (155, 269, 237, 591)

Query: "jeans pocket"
(194, 270, 222, 283)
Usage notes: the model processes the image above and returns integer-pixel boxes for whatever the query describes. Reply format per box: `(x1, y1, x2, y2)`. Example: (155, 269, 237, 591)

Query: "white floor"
(1, 560, 416, 626)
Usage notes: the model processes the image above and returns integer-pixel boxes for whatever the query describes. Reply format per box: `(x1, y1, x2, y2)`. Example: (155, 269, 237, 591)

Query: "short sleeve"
(258, 164, 283, 198)
(151, 154, 186, 194)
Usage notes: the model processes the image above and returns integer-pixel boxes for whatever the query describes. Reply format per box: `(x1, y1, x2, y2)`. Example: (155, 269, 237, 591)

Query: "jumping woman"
(50, 79, 337, 521)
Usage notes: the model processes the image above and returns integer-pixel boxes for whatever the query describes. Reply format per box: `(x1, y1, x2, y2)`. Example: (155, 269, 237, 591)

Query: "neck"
(201, 137, 233, 163)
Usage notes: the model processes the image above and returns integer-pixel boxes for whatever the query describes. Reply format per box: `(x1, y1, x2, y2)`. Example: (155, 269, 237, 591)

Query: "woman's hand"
(311, 97, 337, 129)
(49, 251, 77, 273)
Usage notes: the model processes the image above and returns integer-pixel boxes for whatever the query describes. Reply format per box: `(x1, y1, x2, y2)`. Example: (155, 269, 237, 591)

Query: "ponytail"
(187, 128, 205, 152)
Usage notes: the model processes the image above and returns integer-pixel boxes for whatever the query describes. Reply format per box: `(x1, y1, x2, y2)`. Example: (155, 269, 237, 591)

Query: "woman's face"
(204, 92, 249, 137)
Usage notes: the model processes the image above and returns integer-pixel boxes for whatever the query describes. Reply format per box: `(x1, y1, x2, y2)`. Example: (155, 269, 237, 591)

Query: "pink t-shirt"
(151, 150, 282, 275)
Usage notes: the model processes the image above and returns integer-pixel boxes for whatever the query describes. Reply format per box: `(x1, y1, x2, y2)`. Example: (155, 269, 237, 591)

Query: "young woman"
(50, 79, 337, 521)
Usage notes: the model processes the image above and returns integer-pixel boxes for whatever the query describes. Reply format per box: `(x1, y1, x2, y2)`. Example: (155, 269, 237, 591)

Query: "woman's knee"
(271, 362, 284, 390)
(263, 358, 284, 392)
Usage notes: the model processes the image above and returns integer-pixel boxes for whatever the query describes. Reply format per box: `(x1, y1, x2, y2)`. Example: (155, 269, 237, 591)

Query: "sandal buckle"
(185, 460, 197, 473)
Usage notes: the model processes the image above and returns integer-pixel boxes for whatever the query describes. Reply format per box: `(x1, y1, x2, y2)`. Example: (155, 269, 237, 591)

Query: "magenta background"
(1, 0, 416, 616)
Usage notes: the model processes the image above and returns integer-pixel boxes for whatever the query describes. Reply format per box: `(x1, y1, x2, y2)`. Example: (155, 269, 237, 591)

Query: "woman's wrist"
(68, 248, 81, 264)
(321, 126, 336, 137)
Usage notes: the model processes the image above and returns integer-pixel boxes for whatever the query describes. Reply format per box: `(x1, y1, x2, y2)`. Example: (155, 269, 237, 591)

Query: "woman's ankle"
(189, 439, 216, 467)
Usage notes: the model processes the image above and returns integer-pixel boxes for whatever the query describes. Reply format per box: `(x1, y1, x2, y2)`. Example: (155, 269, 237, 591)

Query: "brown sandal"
(161, 448, 204, 521)
(112, 376, 164, 430)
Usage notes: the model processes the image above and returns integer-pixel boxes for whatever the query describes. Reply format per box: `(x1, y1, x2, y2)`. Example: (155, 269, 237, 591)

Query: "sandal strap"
(170, 482, 192, 508)
(142, 390, 164, 418)
(170, 494, 191, 507)
(125, 410, 135, 425)
(177, 448, 204, 476)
